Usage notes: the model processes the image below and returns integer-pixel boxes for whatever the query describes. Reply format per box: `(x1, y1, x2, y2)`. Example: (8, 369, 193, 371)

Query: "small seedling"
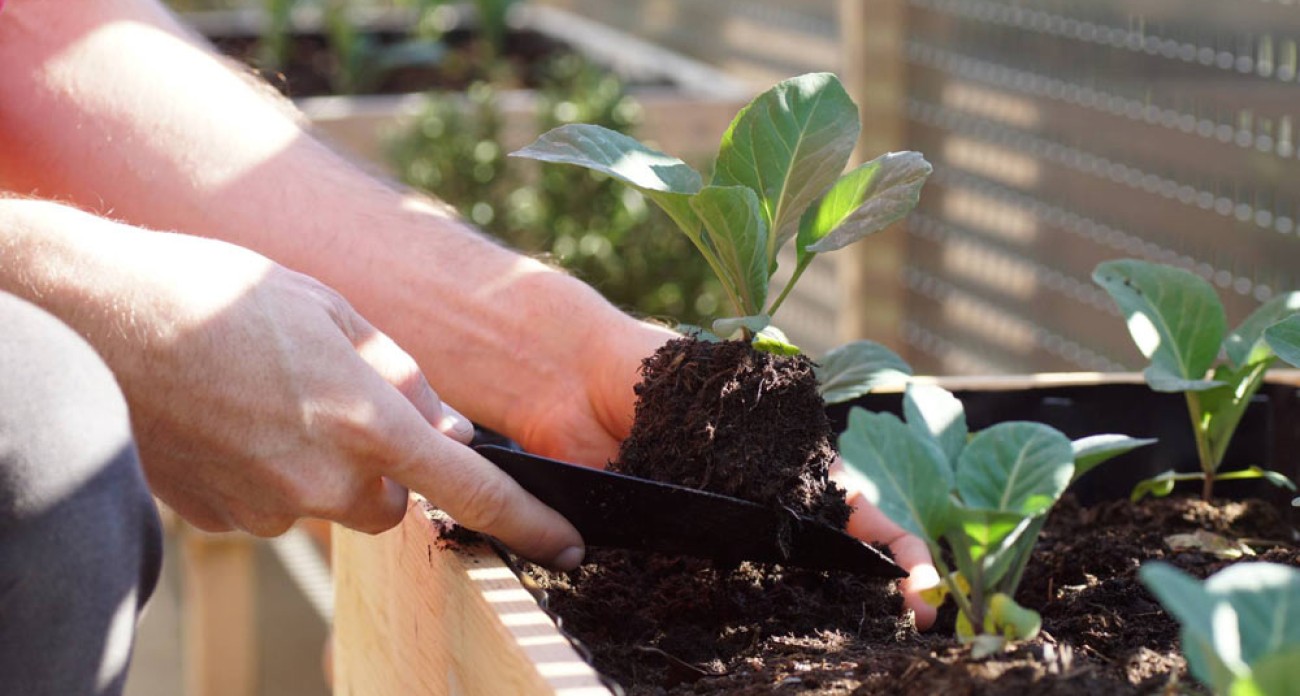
(1093, 259, 1300, 501)
(838, 383, 1152, 656)
(1139, 561, 1300, 696)
(511, 72, 930, 402)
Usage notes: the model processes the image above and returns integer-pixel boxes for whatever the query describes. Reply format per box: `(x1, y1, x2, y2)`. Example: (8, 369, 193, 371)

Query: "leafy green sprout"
(1092, 259, 1300, 501)
(1139, 562, 1300, 696)
(509, 72, 932, 351)
(838, 383, 1152, 656)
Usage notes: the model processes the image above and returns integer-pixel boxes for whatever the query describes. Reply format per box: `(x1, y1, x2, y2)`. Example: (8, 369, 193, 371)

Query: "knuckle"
(394, 365, 433, 404)
(228, 503, 297, 537)
(248, 514, 297, 538)
(352, 505, 405, 536)
(324, 407, 390, 461)
(260, 466, 314, 511)
(450, 474, 511, 532)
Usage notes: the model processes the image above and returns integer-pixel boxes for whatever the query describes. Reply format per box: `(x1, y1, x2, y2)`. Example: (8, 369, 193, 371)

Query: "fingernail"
(552, 545, 585, 571)
(438, 405, 474, 442)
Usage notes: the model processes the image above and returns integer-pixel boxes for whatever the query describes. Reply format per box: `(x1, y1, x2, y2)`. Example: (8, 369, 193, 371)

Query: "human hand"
(1, 202, 583, 568)
(831, 459, 940, 630)
(504, 304, 678, 469)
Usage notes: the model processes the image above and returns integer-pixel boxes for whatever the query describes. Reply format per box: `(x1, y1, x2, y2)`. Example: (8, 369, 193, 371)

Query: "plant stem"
(1185, 392, 1216, 500)
(928, 544, 980, 632)
(681, 232, 747, 320)
(766, 256, 812, 318)
(998, 517, 1046, 600)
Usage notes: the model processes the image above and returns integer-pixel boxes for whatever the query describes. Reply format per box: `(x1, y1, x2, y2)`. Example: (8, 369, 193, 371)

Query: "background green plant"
(254, 0, 515, 96)
(839, 383, 1151, 655)
(388, 54, 725, 324)
(1093, 259, 1299, 501)
(511, 72, 931, 347)
(1140, 562, 1300, 696)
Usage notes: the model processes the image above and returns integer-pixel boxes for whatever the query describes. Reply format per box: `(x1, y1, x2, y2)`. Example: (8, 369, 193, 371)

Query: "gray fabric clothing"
(0, 291, 163, 696)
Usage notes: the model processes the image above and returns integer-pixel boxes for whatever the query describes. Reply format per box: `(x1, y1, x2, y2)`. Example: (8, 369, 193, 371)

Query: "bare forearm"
(0, 0, 666, 445)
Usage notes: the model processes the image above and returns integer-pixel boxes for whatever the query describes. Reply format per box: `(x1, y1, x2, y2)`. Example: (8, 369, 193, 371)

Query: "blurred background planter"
(183, 3, 751, 167)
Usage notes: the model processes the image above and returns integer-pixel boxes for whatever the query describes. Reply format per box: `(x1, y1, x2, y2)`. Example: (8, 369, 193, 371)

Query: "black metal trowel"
(475, 444, 905, 577)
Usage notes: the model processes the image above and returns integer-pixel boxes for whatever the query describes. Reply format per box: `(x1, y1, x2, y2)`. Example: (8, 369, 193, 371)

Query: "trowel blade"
(475, 445, 905, 577)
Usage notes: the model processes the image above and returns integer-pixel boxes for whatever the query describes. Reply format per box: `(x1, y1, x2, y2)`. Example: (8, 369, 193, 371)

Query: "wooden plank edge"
(177, 524, 257, 696)
(333, 497, 611, 696)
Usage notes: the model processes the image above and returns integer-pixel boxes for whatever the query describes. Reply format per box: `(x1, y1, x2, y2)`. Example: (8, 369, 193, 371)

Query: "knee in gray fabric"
(0, 291, 163, 696)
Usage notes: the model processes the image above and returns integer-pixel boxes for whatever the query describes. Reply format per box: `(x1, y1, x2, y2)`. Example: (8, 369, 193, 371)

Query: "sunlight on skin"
(351, 329, 472, 439)
(463, 255, 556, 302)
(398, 199, 558, 303)
(39, 20, 299, 192)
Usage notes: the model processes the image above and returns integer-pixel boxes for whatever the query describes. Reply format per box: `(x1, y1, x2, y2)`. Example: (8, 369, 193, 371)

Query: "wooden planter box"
(184, 4, 753, 168)
(332, 371, 1300, 695)
(333, 500, 612, 696)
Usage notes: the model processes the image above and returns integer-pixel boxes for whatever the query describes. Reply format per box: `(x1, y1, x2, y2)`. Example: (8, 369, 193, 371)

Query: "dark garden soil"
(524, 496, 1298, 695)
(613, 338, 850, 529)
(517, 338, 1300, 695)
(208, 27, 566, 98)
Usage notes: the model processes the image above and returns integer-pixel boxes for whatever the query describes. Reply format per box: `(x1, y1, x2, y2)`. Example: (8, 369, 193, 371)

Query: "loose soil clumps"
(612, 337, 850, 529)
(527, 496, 1298, 695)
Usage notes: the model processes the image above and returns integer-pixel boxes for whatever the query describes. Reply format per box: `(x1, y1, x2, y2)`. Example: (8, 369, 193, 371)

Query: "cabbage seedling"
(1093, 259, 1299, 501)
(510, 72, 929, 400)
(1139, 562, 1300, 696)
(838, 383, 1152, 656)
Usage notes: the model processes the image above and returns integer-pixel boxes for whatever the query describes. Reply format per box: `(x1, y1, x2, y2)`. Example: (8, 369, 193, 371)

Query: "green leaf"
(1093, 260, 1227, 393)
(752, 325, 801, 356)
(987, 516, 1046, 597)
(511, 123, 706, 244)
(690, 185, 770, 315)
(814, 340, 912, 404)
(1265, 314, 1300, 369)
(1140, 562, 1240, 691)
(1130, 469, 1185, 502)
(712, 72, 860, 262)
(1071, 434, 1157, 482)
(1240, 647, 1300, 696)
(1145, 364, 1225, 393)
(956, 422, 1074, 516)
(712, 314, 771, 338)
(838, 408, 954, 540)
(1226, 292, 1300, 367)
(950, 507, 1029, 569)
(800, 151, 933, 259)
(1217, 466, 1298, 491)
(904, 383, 968, 463)
(1143, 562, 1300, 695)
(677, 324, 722, 342)
(511, 124, 702, 194)
(1209, 563, 1300, 682)
(1201, 360, 1273, 468)
(986, 593, 1042, 641)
